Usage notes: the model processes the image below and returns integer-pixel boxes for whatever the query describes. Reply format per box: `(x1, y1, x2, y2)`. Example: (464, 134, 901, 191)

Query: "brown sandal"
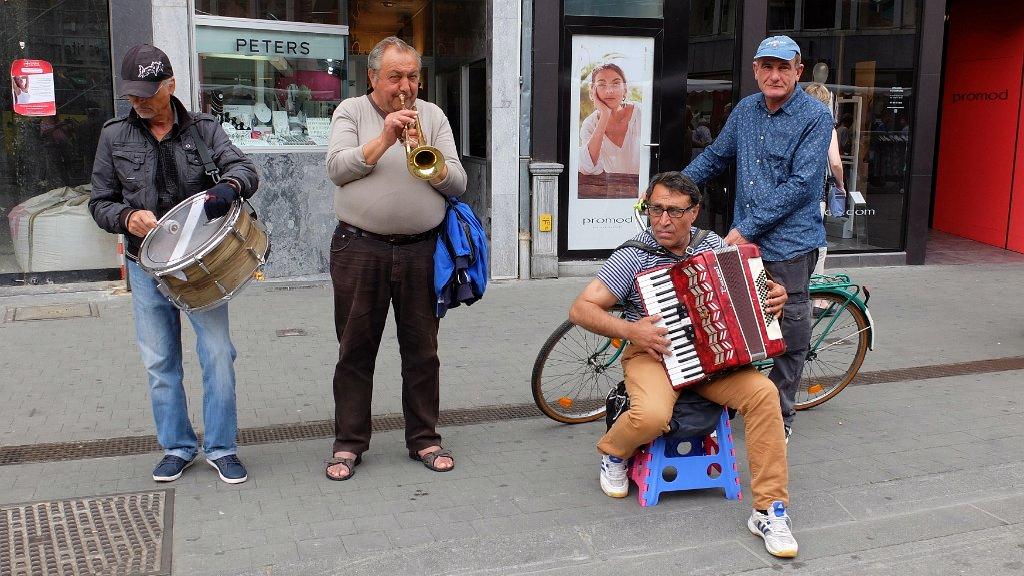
(409, 448, 455, 472)
(324, 454, 362, 481)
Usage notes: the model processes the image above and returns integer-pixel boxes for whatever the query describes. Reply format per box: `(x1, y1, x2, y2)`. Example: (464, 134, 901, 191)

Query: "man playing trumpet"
(324, 36, 467, 481)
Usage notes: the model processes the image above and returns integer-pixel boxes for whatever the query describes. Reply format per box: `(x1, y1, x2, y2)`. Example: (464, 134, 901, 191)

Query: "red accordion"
(634, 244, 786, 390)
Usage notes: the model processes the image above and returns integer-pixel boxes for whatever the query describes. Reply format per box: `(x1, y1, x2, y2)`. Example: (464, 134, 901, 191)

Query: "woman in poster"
(579, 63, 642, 177)
(12, 75, 30, 105)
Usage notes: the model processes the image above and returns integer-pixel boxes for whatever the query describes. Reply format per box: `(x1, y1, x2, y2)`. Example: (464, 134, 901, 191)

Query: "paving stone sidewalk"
(0, 263, 1022, 575)
(1, 263, 1020, 447)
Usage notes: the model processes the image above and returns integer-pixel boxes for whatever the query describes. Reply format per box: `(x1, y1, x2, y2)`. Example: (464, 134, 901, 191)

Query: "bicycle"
(531, 272, 875, 424)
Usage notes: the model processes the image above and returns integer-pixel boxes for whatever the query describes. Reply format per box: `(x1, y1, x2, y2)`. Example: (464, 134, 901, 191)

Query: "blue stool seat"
(629, 408, 742, 506)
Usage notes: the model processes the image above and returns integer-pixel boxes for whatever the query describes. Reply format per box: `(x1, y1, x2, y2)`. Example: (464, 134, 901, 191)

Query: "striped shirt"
(597, 228, 725, 321)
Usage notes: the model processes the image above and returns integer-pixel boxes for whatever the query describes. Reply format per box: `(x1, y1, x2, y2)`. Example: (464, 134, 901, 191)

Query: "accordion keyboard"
(635, 266, 707, 387)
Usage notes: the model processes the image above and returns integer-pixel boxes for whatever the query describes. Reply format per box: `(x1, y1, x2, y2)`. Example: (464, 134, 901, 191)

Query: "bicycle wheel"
(531, 313, 625, 424)
(795, 291, 870, 409)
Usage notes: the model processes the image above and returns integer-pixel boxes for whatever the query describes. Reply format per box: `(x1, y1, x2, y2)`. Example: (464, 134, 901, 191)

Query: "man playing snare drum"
(89, 44, 258, 484)
(569, 172, 799, 558)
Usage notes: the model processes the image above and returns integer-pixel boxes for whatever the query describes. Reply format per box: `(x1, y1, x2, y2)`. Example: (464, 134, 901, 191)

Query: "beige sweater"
(326, 95, 467, 234)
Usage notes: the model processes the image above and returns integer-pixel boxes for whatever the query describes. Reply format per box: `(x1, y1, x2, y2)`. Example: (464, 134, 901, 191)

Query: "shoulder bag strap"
(188, 124, 221, 183)
(614, 240, 680, 261)
(684, 228, 710, 256)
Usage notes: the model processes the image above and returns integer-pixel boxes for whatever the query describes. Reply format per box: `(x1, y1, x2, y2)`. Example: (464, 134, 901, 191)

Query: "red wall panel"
(1009, 133, 1024, 251)
(934, 1, 1024, 250)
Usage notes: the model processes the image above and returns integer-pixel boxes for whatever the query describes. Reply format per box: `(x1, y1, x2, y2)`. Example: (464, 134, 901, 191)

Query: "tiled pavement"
(1, 261, 1023, 574)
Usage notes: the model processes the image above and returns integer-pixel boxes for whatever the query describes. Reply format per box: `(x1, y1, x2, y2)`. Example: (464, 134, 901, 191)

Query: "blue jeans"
(764, 249, 819, 428)
(127, 260, 238, 461)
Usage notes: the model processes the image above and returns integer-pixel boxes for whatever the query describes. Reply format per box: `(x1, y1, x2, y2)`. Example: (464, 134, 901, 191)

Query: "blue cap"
(754, 35, 801, 61)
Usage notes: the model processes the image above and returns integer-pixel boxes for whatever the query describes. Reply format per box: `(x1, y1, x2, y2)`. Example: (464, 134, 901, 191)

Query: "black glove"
(204, 181, 238, 220)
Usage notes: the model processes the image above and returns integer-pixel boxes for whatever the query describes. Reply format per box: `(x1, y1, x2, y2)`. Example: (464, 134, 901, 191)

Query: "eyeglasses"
(644, 204, 698, 219)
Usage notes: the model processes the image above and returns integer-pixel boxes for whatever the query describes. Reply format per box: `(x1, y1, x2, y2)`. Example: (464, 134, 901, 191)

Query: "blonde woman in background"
(579, 63, 642, 176)
(804, 82, 844, 316)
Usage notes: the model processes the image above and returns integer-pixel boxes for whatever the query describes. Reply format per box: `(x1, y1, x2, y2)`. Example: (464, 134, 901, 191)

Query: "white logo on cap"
(770, 40, 781, 47)
(138, 61, 165, 78)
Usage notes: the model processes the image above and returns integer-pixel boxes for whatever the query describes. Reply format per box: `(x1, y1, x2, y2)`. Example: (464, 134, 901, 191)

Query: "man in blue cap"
(682, 34, 830, 553)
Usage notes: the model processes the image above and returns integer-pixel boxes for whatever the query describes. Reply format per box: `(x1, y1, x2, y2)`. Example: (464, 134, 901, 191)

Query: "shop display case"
(193, 15, 348, 148)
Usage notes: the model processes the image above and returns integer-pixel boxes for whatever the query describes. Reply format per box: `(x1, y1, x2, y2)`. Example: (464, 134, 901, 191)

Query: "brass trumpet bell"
(400, 94, 444, 181)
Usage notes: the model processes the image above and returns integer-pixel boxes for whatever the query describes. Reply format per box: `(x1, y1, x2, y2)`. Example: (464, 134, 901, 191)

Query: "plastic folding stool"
(629, 408, 742, 506)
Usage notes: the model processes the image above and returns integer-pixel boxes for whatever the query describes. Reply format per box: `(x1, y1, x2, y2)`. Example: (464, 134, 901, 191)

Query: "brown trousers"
(597, 345, 789, 509)
(330, 228, 441, 456)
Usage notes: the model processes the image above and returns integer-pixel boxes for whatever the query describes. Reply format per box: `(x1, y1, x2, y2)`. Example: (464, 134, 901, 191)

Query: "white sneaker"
(599, 454, 628, 498)
(748, 501, 799, 558)
(784, 425, 792, 445)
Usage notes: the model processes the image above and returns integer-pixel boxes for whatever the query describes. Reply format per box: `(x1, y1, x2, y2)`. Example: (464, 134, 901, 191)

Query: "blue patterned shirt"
(682, 88, 831, 261)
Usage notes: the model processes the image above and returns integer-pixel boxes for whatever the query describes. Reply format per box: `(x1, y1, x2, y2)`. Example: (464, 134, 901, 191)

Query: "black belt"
(336, 221, 435, 245)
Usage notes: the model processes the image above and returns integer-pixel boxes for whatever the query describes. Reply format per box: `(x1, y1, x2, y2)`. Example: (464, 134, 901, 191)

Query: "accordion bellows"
(635, 244, 786, 390)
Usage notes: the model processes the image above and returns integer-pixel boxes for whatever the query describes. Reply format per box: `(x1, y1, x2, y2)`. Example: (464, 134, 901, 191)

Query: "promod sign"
(10, 59, 56, 117)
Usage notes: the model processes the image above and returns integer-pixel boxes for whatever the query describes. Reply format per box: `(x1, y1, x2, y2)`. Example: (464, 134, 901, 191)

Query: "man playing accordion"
(569, 172, 799, 558)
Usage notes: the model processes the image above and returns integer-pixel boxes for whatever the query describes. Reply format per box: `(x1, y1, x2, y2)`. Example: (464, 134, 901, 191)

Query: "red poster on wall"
(10, 59, 56, 117)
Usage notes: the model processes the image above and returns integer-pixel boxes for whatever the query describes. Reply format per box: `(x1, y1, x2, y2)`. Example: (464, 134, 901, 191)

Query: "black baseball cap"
(119, 44, 174, 98)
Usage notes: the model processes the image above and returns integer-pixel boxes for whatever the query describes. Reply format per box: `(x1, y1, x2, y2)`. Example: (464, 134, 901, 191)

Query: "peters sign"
(196, 25, 345, 61)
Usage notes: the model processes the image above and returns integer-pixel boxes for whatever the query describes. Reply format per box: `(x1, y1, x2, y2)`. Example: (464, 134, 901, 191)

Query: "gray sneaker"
(748, 501, 798, 558)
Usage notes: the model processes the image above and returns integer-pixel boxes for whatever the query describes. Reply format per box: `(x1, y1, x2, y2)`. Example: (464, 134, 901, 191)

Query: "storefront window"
(768, 0, 796, 30)
(195, 0, 345, 25)
(194, 17, 348, 147)
(857, 0, 896, 28)
(466, 60, 486, 158)
(803, 0, 836, 29)
(0, 2, 117, 281)
(690, 0, 717, 36)
(686, 0, 739, 236)
(791, 1, 920, 253)
(564, 0, 662, 19)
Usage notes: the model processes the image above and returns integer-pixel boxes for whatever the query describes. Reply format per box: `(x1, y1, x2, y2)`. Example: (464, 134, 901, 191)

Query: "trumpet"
(399, 93, 444, 181)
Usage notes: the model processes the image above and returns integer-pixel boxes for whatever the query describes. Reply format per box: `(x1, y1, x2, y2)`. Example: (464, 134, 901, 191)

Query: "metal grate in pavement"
(4, 303, 99, 322)
(848, 356, 1024, 387)
(268, 283, 326, 291)
(0, 490, 173, 576)
(0, 356, 1021, 467)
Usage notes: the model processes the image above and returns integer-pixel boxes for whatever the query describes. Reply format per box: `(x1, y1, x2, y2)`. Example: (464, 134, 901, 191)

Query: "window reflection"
(857, 0, 896, 28)
(195, 0, 345, 25)
(687, 0, 739, 236)
(0, 2, 116, 278)
(795, 33, 917, 252)
(763, 0, 919, 252)
(768, 0, 796, 30)
(803, 0, 836, 29)
(564, 0, 662, 18)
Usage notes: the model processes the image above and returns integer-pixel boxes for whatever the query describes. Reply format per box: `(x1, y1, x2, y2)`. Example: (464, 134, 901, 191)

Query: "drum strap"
(188, 124, 222, 183)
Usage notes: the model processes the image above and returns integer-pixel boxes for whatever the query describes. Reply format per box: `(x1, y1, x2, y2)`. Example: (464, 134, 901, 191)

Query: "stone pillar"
(110, 0, 153, 117)
(152, 0, 193, 110)
(488, 0, 522, 280)
(529, 162, 563, 278)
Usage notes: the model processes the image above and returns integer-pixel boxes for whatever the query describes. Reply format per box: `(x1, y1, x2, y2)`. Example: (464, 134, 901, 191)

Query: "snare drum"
(138, 192, 269, 312)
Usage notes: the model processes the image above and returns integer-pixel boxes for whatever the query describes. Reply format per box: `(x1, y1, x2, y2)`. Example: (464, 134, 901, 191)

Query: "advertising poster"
(567, 35, 654, 251)
(10, 59, 56, 117)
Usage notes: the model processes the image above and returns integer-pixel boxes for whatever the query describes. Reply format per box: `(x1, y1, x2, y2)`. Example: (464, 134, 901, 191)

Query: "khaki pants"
(596, 345, 789, 509)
